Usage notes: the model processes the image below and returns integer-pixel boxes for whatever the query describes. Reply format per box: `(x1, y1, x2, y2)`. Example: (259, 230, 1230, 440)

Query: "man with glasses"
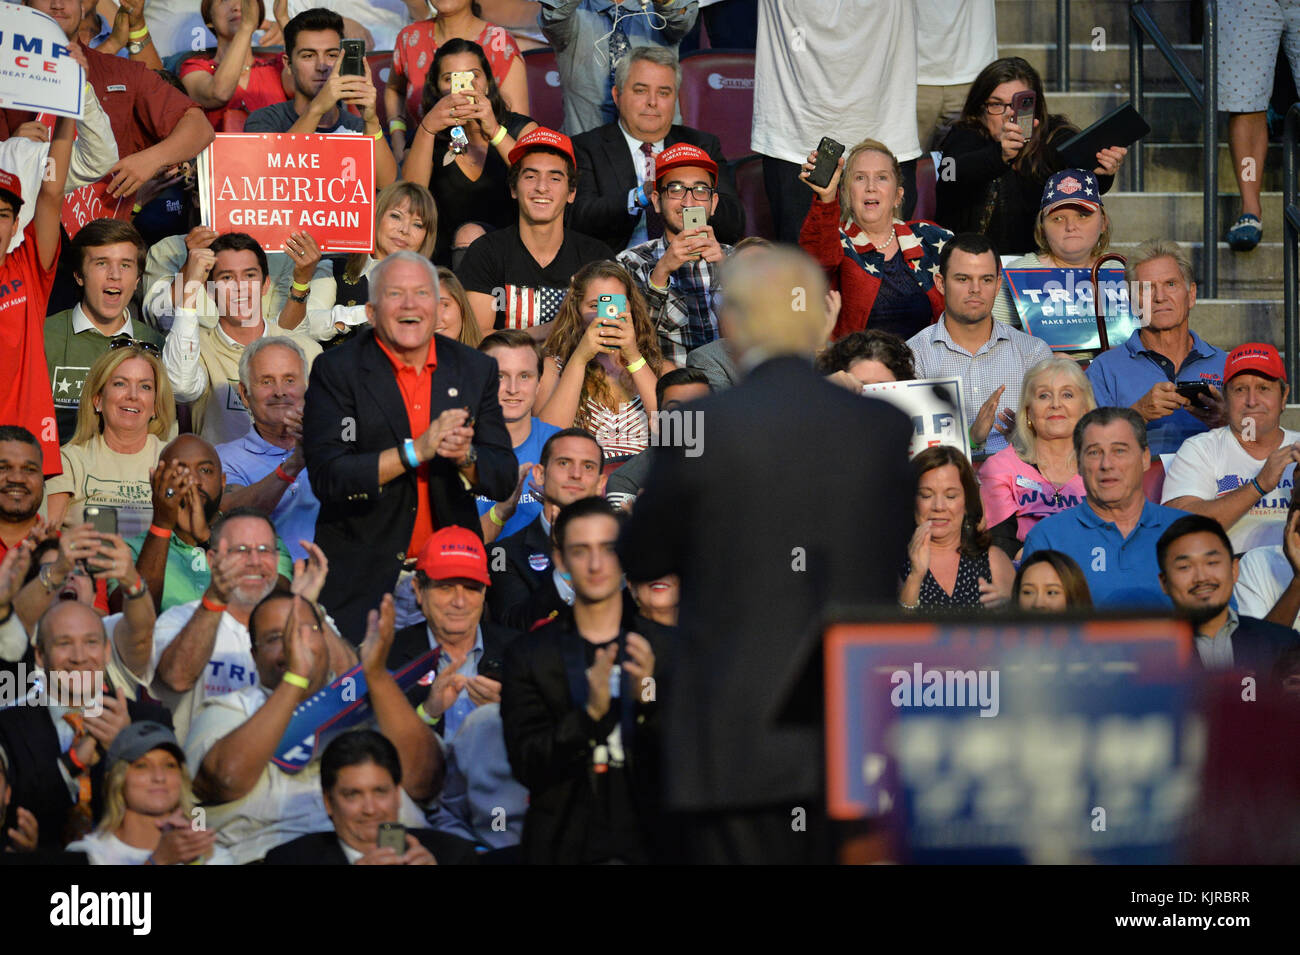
(148, 507, 356, 741)
(617, 143, 732, 365)
(44, 219, 161, 444)
(569, 45, 743, 254)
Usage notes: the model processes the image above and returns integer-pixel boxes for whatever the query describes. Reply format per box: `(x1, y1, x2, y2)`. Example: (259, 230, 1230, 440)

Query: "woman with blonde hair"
(292, 181, 438, 346)
(992, 168, 1115, 328)
(435, 267, 483, 348)
(67, 722, 231, 864)
(980, 355, 1096, 558)
(538, 261, 673, 459)
(798, 137, 952, 341)
(45, 345, 175, 538)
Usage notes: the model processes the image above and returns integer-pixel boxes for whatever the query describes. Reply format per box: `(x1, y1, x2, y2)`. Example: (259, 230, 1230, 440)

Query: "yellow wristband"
(371, 131, 383, 140)
(389, 119, 407, 133)
(282, 672, 309, 690)
(489, 125, 508, 147)
(129, 26, 150, 39)
(416, 703, 440, 726)
(625, 357, 647, 374)
(291, 280, 311, 292)
(488, 505, 505, 527)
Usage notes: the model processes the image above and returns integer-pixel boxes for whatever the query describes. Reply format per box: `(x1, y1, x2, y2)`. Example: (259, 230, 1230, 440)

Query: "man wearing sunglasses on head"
(44, 219, 162, 444)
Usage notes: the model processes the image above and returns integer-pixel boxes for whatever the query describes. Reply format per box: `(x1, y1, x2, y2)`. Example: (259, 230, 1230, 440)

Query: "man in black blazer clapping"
(568, 46, 744, 253)
(303, 252, 518, 640)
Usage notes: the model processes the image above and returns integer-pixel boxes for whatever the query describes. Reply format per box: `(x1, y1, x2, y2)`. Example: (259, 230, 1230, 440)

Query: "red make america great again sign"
(206, 133, 374, 253)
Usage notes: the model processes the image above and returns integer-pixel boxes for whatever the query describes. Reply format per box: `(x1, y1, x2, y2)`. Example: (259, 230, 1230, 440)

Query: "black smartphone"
(1175, 381, 1212, 404)
(807, 137, 845, 189)
(478, 658, 504, 683)
(340, 38, 366, 77)
(376, 821, 406, 853)
(83, 505, 117, 576)
(1011, 90, 1036, 137)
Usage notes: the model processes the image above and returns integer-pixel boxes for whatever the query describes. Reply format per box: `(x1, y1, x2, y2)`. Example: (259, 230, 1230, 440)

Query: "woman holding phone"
(936, 57, 1128, 256)
(45, 346, 175, 539)
(538, 261, 672, 461)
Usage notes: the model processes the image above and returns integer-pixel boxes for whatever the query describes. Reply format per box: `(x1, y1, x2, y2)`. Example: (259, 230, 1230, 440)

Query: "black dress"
(428, 111, 533, 266)
(934, 118, 1115, 256)
(904, 550, 993, 611)
(321, 256, 370, 351)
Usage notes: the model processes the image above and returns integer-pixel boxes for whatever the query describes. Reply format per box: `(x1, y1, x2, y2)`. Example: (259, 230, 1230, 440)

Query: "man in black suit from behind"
(488, 428, 607, 631)
(1158, 514, 1300, 676)
(386, 526, 521, 735)
(0, 602, 172, 849)
(568, 45, 744, 253)
(265, 729, 476, 865)
(303, 251, 518, 640)
(620, 246, 915, 864)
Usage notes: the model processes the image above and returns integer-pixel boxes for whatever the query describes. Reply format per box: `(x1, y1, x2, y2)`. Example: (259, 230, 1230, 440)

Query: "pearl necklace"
(863, 229, 896, 251)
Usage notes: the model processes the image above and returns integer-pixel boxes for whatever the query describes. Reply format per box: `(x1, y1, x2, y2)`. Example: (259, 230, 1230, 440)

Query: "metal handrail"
(1283, 104, 1300, 386)
(1056, 0, 1070, 93)
(1129, 0, 1217, 299)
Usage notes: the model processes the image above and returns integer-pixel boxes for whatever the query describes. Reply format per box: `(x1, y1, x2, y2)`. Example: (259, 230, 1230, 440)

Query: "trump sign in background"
(201, 133, 374, 253)
(0, 4, 84, 118)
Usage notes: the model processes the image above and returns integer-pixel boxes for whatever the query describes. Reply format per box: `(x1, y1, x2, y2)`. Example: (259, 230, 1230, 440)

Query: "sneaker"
(1225, 214, 1262, 251)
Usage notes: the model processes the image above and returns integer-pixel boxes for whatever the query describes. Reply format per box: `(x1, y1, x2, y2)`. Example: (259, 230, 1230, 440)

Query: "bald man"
(0, 602, 171, 848)
(127, 433, 293, 612)
(620, 246, 915, 864)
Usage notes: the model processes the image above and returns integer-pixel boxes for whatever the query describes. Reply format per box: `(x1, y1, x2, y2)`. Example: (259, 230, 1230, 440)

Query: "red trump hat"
(1224, 342, 1287, 383)
(414, 526, 491, 586)
(653, 142, 718, 182)
(507, 127, 576, 167)
(0, 168, 23, 208)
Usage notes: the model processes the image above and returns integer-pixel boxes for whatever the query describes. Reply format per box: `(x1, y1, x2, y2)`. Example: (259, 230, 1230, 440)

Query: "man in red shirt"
(0, 111, 76, 476)
(15, 0, 213, 206)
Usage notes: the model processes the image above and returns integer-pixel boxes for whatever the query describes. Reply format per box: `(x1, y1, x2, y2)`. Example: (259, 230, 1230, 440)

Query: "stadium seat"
(523, 48, 564, 132)
(1142, 457, 1166, 503)
(914, 154, 936, 222)
(368, 52, 393, 129)
(732, 155, 774, 240)
(221, 110, 247, 133)
(679, 50, 754, 161)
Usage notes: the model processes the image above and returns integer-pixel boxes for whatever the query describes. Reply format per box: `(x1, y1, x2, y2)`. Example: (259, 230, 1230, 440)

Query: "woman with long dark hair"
(935, 56, 1127, 256)
(401, 39, 537, 265)
(1014, 550, 1093, 611)
(901, 445, 1014, 611)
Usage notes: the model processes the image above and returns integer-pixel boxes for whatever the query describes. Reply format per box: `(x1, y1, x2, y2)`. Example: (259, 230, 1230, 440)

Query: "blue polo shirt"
(476, 417, 559, 539)
(214, 427, 320, 561)
(1085, 329, 1225, 458)
(1023, 499, 1184, 608)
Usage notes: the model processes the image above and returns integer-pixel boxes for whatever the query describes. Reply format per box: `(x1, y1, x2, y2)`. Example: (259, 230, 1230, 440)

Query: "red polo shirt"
(376, 336, 438, 557)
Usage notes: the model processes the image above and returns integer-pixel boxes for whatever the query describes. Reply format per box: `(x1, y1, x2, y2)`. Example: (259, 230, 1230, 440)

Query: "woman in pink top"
(981, 355, 1095, 558)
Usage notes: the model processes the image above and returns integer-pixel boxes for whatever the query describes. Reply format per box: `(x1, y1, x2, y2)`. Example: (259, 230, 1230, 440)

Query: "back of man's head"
(718, 247, 828, 361)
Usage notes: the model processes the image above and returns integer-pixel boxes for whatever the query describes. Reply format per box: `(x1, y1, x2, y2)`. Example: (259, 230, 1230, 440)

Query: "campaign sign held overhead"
(1006, 267, 1140, 352)
(0, 4, 84, 118)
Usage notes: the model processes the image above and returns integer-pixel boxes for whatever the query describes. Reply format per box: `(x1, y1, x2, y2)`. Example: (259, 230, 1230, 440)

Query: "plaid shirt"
(618, 238, 732, 366)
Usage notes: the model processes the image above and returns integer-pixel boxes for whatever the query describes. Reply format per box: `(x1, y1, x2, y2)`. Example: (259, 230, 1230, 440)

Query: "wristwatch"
(128, 35, 150, 55)
(459, 446, 478, 469)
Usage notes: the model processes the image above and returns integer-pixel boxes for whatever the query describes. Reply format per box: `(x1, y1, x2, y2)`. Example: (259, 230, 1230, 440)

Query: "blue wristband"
(402, 438, 420, 470)
(1251, 476, 1266, 497)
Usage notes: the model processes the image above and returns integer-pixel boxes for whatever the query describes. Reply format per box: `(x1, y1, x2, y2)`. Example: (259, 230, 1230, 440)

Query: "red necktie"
(640, 142, 664, 239)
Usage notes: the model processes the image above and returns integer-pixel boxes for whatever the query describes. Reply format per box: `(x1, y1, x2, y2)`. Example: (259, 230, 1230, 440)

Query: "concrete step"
(996, 0, 1192, 47)
(1001, 41, 1204, 93)
(1108, 239, 1285, 297)
(1188, 299, 1284, 351)
(1139, 143, 1283, 193)
(1102, 192, 1283, 240)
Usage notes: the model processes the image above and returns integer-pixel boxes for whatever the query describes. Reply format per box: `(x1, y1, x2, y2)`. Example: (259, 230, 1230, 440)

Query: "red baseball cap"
(653, 143, 718, 182)
(0, 168, 23, 207)
(507, 127, 576, 168)
(414, 526, 491, 586)
(1224, 342, 1286, 382)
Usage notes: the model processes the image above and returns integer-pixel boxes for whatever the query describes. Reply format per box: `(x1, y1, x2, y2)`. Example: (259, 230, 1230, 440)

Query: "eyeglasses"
(230, 544, 276, 557)
(659, 183, 715, 200)
(983, 101, 1014, 115)
(109, 338, 161, 357)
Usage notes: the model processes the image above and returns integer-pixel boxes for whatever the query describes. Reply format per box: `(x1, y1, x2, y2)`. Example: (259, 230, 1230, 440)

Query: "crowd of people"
(0, 0, 1294, 867)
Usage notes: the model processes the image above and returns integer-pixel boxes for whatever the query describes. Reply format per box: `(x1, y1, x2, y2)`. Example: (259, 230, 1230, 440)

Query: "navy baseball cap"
(1040, 169, 1102, 216)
